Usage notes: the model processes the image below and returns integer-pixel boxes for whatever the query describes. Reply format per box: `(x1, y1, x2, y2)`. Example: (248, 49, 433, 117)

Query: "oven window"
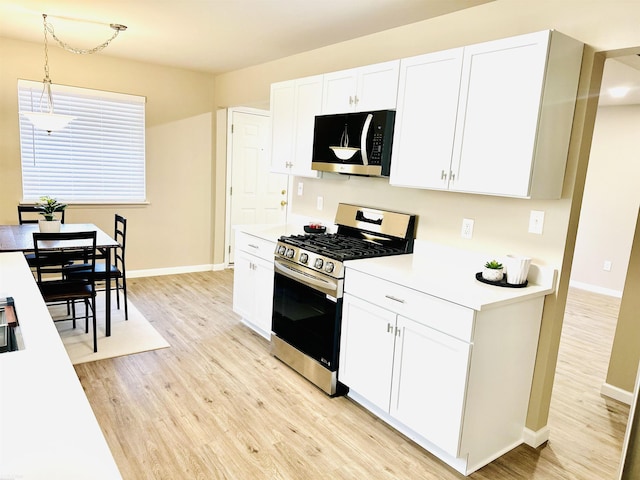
(272, 272, 342, 369)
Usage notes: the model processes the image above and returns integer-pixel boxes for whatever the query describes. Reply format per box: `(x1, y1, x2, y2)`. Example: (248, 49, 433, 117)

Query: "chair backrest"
(18, 205, 66, 224)
(114, 214, 127, 273)
(32, 231, 97, 284)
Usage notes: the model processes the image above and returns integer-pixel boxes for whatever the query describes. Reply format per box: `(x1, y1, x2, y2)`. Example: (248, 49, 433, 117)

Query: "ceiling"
(0, 0, 490, 74)
(1, 0, 639, 105)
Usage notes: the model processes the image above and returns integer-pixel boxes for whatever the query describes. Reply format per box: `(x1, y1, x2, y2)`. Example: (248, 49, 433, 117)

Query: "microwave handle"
(360, 113, 373, 166)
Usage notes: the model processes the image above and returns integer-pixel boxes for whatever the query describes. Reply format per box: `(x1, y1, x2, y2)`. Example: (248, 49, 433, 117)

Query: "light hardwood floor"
(75, 271, 629, 479)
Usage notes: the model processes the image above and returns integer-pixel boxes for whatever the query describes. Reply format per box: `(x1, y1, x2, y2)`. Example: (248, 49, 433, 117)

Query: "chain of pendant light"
(43, 13, 127, 56)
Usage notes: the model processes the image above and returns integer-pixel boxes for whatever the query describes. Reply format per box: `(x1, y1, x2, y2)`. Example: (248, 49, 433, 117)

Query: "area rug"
(50, 295, 170, 365)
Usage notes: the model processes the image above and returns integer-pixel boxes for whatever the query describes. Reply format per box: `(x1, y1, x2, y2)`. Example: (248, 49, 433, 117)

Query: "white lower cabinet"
(340, 293, 471, 458)
(232, 231, 275, 340)
(340, 268, 545, 475)
(390, 315, 471, 457)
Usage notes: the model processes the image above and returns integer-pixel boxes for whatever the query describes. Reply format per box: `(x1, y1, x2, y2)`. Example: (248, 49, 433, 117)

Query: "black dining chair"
(65, 214, 128, 320)
(18, 204, 66, 224)
(19, 204, 67, 268)
(33, 231, 99, 352)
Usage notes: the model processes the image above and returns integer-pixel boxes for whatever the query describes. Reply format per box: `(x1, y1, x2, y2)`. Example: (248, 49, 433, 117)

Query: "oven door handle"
(274, 260, 339, 298)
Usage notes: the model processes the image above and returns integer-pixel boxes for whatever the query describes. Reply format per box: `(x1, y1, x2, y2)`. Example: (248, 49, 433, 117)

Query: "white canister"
(504, 254, 532, 285)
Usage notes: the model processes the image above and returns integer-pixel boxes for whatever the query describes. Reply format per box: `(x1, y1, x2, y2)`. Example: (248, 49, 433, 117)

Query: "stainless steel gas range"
(271, 203, 417, 396)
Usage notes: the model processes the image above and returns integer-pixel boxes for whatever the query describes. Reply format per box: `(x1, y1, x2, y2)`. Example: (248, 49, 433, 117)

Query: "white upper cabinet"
(390, 30, 583, 199)
(451, 30, 582, 198)
(322, 60, 400, 114)
(389, 48, 464, 189)
(270, 75, 323, 178)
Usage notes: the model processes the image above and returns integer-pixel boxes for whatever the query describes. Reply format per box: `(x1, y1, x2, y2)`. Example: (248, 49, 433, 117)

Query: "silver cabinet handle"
(248, 244, 259, 249)
(385, 294, 405, 304)
(387, 322, 393, 333)
(441, 170, 447, 180)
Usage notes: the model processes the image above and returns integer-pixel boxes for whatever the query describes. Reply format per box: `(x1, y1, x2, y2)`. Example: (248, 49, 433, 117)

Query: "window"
(18, 79, 146, 203)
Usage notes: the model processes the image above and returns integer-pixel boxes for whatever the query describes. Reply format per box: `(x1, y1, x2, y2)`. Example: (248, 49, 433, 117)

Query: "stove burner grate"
(280, 233, 406, 261)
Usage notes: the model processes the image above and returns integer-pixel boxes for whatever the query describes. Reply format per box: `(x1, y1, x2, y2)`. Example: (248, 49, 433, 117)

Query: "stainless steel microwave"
(311, 110, 395, 177)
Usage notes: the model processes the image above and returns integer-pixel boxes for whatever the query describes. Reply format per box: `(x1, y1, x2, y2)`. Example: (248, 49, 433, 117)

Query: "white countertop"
(233, 222, 311, 243)
(0, 252, 122, 479)
(345, 241, 557, 311)
(235, 225, 557, 311)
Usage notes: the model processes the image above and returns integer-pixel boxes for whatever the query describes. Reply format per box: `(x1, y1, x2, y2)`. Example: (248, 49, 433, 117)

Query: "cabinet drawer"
(235, 231, 276, 262)
(345, 269, 475, 342)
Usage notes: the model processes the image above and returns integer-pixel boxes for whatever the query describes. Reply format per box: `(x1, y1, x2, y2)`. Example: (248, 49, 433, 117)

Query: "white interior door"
(228, 109, 288, 263)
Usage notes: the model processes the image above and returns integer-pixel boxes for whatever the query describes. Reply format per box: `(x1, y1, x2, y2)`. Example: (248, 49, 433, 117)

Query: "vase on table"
(38, 219, 61, 233)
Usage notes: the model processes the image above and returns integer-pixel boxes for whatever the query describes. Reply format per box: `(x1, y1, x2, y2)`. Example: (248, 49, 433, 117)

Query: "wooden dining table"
(0, 223, 120, 336)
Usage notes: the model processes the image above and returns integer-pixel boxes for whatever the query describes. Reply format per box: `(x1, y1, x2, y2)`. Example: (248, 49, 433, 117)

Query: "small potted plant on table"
(482, 259, 504, 282)
(36, 195, 67, 233)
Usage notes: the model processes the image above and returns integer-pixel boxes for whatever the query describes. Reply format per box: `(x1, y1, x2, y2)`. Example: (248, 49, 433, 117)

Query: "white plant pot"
(38, 219, 61, 233)
(482, 267, 504, 282)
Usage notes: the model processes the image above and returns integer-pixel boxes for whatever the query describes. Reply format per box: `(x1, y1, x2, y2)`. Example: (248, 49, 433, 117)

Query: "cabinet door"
(322, 61, 400, 114)
(339, 293, 396, 412)
(390, 48, 463, 189)
(232, 250, 255, 321)
(270, 80, 296, 174)
(252, 256, 275, 339)
(322, 69, 358, 114)
(450, 31, 550, 196)
(355, 60, 400, 112)
(291, 75, 323, 177)
(390, 316, 471, 457)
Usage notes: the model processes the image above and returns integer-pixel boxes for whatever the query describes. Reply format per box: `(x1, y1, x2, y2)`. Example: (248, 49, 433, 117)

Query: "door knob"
(281, 190, 286, 195)
(281, 200, 287, 206)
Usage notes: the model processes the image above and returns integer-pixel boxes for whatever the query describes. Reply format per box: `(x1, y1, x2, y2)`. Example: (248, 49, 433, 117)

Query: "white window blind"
(18, 79, 146, 203)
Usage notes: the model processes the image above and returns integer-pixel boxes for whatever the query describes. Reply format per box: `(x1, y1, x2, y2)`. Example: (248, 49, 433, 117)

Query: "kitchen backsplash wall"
(291, 173, 569, 269)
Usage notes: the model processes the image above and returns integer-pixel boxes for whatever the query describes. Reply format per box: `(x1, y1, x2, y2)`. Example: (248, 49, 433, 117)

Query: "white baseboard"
(601, 382, 633, 405)
(128, 263, 226, 278)
(569, 280, 622, 298)
(523, 425, 550, 448)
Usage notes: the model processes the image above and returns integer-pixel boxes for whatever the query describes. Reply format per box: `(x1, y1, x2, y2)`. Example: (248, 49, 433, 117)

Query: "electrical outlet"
(461, 218, 474, 239)
(317, 196, 323, 211)
(603, 260, 612, 272)
(297, 182, 303, 196)
(529, 210, 545, 234)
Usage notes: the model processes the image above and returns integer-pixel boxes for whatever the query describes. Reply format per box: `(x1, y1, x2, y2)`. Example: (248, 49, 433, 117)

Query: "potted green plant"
(36, 195, 67, 233)
(482, 259, 504, 282)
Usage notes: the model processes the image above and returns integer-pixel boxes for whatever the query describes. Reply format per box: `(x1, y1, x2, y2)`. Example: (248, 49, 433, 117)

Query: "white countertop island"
(0, 252, 122, 479)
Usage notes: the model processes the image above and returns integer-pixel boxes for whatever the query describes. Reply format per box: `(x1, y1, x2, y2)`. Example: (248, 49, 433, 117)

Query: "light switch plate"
(461, 218, 474, 239)
(317, 196, 323, 211)
(297, 182, 303, 196)
(529, 210, 544, 234)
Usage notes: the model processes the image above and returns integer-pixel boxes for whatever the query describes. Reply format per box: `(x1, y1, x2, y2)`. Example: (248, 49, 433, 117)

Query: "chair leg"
(91, 295, 97, 353)
(72, 301, 77, 329)
(85, 299, 89, 334)
(122, 276, 128, 320)
(115, 279, 121, 310)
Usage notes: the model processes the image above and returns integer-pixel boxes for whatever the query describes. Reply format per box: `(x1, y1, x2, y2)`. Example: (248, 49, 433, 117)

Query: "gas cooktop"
(275, 204, 417, 279)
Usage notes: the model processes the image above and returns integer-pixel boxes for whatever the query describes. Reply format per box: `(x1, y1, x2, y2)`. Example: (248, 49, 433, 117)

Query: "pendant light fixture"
(21, 13, 127, 134)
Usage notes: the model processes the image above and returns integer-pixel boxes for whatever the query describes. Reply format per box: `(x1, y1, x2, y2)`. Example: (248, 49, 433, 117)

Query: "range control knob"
(277, 245, 286, 255)
(324, 262, 335, 273)
(314, 258, 324, 269)
(300, 253, 309, 264)
(286, 248, 295, 259)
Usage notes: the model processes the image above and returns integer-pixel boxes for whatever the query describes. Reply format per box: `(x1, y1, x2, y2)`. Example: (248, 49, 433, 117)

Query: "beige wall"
(572, 105, 640, 295)
(212, 1, 640, 433)
(0, 37, 216, 271)
(607, 210, 640, 392)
